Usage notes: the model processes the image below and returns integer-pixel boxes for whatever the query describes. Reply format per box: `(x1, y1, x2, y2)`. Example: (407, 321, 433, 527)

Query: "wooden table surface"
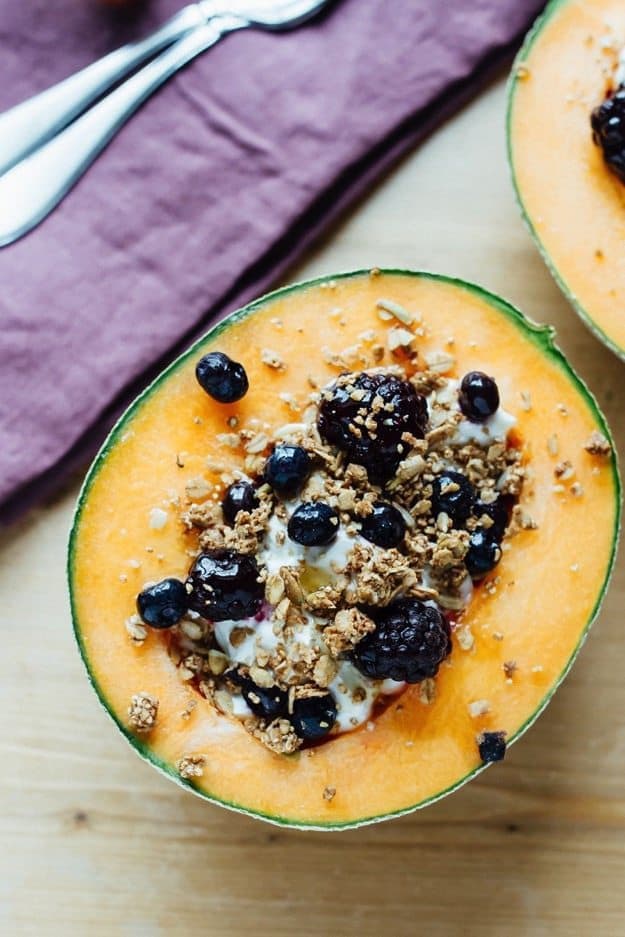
(2, 77, 625, 937)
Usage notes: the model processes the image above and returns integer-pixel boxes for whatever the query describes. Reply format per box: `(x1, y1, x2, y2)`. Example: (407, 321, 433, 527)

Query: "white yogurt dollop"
(214, 616, 279, 667)
(428, 378, 516, 445)
(454, 408, 516, 445)
(256, 511, 357, 577)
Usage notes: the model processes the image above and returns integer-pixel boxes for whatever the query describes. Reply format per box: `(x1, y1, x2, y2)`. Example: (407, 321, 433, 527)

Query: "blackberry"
(136, 578, 187, 629)
(317, 372, 428, 484)
(352, 598, 451, 683)
(264, 444, 311, 498)
(359, 502, 406, 549)
(186, 550, 263, 621)
(591, 89, 625, 184)
(465, 529, 501, 580)
(458, 371, 500, 423)
(287, 501, 339, 547)
(478, 731, 507, 764)
(431, 470, 475, 524)
(222, 480, 258, 524)
(290, 693, 337, 742)
(228, 670, 288, 721)
(195, 351, 248, 403)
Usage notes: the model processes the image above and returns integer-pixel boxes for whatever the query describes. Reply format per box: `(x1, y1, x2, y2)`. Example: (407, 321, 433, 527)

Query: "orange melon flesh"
(68, 271, 620, 829)
(508, 0, 625, 359)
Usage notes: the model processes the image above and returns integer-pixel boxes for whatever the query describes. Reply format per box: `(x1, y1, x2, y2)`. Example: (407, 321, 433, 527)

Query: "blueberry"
(352, 598, 451, 683)
(592, 89, 625, 184)
(222, 480, 259, 525)
(478, 731, 507, 764)
(465, 529, 502, 580)
(136, 578, 188, 629)
(290, 693, 337, 742)
(473, 496, 509, 539)
(186, 550, 263, 621)
(264, 444, 311, 498)
(318, 372, 428, 484)
(458, 371, 500, 423)
(228, 670, 288, 721)
(287, 501, 339, 547)
(195, 351, 248, 403)
(431, 470, 475, 524)
(360, 502, 406, 549)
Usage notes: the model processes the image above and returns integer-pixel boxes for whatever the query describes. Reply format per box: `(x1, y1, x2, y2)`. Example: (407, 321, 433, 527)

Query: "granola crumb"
(261, 348, 286, 370)
(419, 678, 436, 705)
(256, 718, 302, 755)
(570, 482, 584, 497)
(128, 692, 159, 733)
(180, 611, 206, 639)
(148, 507, 168, 529)
(387, 326, 415, 351)
(323, 608, 376, 658)
(554, 460, 574, 480)
(584, 431, 611, 456)
(323, 786, 336, 802)
(455, 623, 475, 652)
(509, 505, 538, 534)
(185, 476, 211, 501)
(125, 614, 148, 645)
(424, 350, 456, 374)
(376, 298, 417, 325)
(207, 649, 229, 676)
(468, 699, 491, 718)
(216, 432, 241, 449)
(180, 698, 197, 721)
(313, 655, 338, 688)
(177, 754, 206, 779)
(547, 434, 559, 456)
(503, 660, 518, 678)
(278, 392, 301, 412)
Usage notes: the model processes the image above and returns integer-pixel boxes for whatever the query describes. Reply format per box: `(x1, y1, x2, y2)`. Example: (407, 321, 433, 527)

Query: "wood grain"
(1, 78, 624, 936)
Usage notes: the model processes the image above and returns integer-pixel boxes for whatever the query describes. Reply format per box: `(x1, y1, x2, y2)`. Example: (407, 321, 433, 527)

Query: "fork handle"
(0, 5, 206, 176)
(0, 20, 235, 247)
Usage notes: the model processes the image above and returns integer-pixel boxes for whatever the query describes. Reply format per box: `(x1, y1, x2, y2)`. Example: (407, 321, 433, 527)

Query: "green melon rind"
(67, 269, 621, 831)
(506, 0, 625, 362)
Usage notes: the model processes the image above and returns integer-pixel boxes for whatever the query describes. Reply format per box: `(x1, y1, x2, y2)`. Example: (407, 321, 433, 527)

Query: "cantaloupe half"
(508, 0, 625, 359)
(68, 271, 620, 829)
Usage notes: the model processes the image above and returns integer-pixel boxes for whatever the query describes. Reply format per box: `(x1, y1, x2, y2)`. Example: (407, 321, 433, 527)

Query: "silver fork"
(0, 0, 329, 247)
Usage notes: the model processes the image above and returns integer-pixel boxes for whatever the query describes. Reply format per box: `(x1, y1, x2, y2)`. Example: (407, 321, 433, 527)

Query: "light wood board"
(1, 78, 624, 936)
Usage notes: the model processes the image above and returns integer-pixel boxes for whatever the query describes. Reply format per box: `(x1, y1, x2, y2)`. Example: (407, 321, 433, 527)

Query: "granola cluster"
(158, 361, 525, 754)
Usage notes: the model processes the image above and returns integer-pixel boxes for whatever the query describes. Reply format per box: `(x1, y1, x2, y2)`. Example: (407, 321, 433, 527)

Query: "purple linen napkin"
(0, 0, 545, 524)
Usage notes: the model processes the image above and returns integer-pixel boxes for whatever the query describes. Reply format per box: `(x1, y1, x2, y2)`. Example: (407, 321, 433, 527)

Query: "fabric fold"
(0, 0, 545, 523)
